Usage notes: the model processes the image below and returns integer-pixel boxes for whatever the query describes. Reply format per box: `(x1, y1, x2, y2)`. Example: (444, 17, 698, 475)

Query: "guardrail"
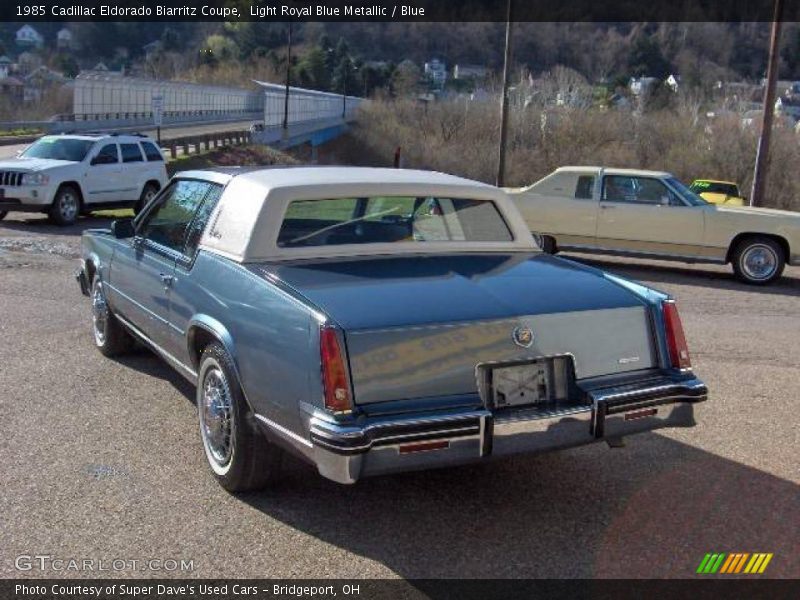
(161, 129, 251, 159)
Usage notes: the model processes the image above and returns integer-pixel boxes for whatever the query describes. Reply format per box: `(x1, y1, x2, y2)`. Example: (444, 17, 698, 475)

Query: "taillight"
(320, 326, 352, 413)
(663, 301, 691, 369)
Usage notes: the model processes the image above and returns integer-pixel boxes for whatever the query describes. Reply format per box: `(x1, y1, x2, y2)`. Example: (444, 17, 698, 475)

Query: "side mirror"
(111, 219, 135, 239)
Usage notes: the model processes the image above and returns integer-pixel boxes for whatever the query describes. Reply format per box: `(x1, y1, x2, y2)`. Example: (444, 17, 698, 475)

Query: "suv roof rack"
(58, 130, 149, 137)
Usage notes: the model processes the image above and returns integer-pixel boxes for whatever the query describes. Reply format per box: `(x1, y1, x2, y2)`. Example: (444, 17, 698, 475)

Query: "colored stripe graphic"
(734, 553, 749, 573)
(758, 554, 773, 573)
(719, 554, 736, 574)
(696, 554, 712, 574)
(701, 552, 773, 575)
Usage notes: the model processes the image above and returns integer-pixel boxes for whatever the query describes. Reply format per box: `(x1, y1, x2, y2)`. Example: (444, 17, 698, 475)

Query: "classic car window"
(120, 143, 144, 163)
(603, 176, 679, 205)
(92, 144, 119, 164)
(278, 197, 512, 247)
(574, 176, 594, 199)
(669, 178, 709, 206)
(184, 185, 223, 258)
(138, 180, 215, 253)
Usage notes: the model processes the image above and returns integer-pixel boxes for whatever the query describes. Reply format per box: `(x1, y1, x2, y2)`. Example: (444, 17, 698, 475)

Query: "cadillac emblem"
(512, 325, 534, 348)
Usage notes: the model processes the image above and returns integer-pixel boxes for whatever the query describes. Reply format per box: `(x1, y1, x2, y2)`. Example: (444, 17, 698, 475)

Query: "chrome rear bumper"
(308, 373, 707, 484)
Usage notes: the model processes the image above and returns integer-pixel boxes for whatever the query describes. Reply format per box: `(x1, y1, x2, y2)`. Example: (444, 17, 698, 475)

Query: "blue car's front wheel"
(197, 342, 282, 492)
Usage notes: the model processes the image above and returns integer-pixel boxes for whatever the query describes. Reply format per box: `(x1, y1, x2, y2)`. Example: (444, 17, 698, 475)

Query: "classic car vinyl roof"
(192, 166, 536, 262)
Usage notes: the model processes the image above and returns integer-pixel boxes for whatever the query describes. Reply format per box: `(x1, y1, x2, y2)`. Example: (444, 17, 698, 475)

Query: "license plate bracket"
(477, 355, 577, 410)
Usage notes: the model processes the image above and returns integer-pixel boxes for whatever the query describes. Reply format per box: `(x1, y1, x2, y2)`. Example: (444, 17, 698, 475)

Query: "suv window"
(121, 143, 143, 163)
(138, 180, 215, 253)
(575, 176, 594, 199)
(140, 141, 164, 162)
(92, 143, 118, 165)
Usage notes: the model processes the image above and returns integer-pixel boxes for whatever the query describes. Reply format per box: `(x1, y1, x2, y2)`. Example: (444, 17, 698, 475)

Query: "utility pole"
(496, 0, 514, 187)
(282, 21, 292, 133)
(750, 0, 784, 207)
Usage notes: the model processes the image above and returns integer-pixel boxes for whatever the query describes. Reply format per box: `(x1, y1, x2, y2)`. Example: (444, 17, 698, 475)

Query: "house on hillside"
(454, 64, 488, 81)
(424, 59, 447, 90)
(16, 25, 44, 48)
(0, 56, 12, 79)
(666, 74, 680, 92)
(0, 56, 24, 101)
(775, 96, 800, 122)
(23, 66, 67, 103)
(57, 27, 74, 50)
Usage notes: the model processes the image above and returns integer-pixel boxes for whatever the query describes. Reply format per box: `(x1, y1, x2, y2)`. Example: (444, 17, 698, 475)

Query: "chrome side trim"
(114, 313, 197, 380)
(559, 243, 727, 264)
(254, 413, 313, 449)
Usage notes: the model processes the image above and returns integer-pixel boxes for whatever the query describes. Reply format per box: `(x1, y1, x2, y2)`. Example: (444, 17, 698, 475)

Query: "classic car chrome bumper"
(307, 373, 707, 484)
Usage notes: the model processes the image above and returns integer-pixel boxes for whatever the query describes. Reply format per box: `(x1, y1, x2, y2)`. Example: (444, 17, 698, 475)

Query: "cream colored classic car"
(508, 167, 800, 284)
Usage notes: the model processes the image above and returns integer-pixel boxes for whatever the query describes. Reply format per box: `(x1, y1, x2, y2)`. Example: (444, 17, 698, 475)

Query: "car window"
(277, 196, 512, 247)
(603, 176, 677, 205)
(21, 137, 95, 162)
(140, 141, 164, 162)
(92, 143, 118, 165)
(184, 185, 223, 258)
(574, 175, 594, 199)
(138, 180, 215, 253)
(120, 143, 143, 163)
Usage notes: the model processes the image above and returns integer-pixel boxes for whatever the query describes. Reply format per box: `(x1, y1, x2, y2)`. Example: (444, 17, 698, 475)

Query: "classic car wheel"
(90, 278, 134, 356)
(732, 237, 785, 285)
(197, 343, 282, 492)
(135, 183, 159, 215)
(49, 185, 81, 226)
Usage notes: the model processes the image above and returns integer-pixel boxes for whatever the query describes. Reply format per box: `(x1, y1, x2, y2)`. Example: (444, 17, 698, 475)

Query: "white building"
(424, 59, 447, 90)
(16, 25, 44, 48)
(454, 64, 488, 80)
(57, 28, 74, 50)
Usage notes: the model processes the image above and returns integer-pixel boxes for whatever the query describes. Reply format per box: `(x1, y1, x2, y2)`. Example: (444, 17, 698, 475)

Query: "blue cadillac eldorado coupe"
(75, 166, 707, 491)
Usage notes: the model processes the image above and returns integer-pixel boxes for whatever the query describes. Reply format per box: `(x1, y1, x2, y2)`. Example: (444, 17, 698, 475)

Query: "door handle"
(159, 273, 174, 286)
(600, 204, 615, 210)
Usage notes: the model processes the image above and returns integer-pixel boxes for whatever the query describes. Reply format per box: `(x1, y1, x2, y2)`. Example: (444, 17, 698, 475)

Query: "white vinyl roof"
(194, 167, 536, 262)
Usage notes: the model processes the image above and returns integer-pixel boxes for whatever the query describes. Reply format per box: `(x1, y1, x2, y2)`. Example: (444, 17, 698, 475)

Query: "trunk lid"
(256, 254, 657, 404)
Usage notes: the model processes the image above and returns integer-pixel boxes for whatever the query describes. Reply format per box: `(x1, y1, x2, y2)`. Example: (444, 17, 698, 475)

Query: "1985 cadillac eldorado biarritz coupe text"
(75, 167, 707, 491)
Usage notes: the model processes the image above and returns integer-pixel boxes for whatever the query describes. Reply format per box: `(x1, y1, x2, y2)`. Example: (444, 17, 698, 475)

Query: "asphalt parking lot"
(1, 212, 798, 580)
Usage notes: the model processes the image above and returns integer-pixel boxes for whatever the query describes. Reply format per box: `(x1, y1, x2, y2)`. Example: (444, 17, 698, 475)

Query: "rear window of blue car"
(277, 196, 513, 247)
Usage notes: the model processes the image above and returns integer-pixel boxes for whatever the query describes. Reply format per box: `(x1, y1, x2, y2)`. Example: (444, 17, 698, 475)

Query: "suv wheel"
(731, 236, 785, 285)
(135, 183, 159, 215)
(49, 185, 81, 226)
(197, 342, 282, 492)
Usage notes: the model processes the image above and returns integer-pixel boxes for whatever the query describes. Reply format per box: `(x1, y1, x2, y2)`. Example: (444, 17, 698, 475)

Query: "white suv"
(0, 133, 169, 226)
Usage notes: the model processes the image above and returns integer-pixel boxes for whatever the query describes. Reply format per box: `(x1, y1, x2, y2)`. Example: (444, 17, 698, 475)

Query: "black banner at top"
(4, 0, 800, 22)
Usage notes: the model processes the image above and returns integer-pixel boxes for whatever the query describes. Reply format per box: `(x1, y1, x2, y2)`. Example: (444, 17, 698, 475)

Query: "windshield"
(690, 181, 739, 197)
(667, 177, 709, 206)
(277, 196, 514, 247)
(21, 137, 95, 162)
